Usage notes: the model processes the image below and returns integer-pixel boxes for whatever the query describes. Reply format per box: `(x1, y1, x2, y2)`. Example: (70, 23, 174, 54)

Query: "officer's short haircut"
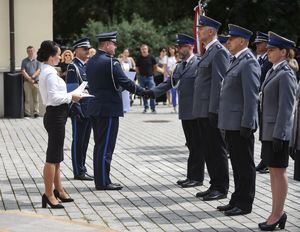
(27, 46, 34, 50)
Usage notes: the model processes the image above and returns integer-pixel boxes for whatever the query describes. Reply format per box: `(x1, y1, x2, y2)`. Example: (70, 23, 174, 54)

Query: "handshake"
(141, 89, 155, 99)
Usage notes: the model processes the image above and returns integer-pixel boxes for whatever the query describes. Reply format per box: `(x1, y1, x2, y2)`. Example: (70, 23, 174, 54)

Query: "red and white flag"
(193, 1, 205, 55)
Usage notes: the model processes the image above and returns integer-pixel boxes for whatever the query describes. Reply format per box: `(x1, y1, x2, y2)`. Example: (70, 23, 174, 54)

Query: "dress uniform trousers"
(225, 130, 256, 212)
(71, 116, 91, 176)
(181, 119, 204, 182)
(91, 116, 119, 187)
(197, 118, 229, 193)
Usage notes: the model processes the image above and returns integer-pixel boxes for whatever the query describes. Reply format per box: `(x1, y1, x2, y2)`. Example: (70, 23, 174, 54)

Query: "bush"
(79, 14, 194, 59)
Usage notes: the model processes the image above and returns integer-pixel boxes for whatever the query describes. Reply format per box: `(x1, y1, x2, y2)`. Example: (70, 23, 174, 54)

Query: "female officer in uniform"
(259, 32, 296, 230)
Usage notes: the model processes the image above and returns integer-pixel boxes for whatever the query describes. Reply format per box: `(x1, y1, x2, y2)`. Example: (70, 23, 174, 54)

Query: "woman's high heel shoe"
(259, 213, 287, 231)
(53, 189, 74, 203)
(42, 194, 64, 209)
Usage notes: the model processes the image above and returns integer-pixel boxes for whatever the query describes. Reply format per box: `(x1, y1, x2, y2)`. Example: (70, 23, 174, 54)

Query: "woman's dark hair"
(37, 40, 59, 62)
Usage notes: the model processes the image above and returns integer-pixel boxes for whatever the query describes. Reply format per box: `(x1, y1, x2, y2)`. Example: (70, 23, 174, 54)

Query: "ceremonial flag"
(193, 1, 205, 55)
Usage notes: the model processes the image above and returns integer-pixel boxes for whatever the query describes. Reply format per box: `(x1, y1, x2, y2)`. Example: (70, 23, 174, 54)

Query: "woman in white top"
(165, 46, 178, 113)
(37, 40, 81, 209)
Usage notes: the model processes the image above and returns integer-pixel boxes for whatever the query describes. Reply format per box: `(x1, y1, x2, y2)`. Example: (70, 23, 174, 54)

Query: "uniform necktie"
(230, 56, 236, 64)
(258, 56, 263, 65)
(182, 61, 187, 70)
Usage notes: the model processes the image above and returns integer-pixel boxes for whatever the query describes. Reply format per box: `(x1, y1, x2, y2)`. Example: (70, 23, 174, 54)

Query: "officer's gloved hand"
(272, 138, 284, 152)
(208, 112, 218, 128)
(240, 127, 252, 138)
(143, 89, 155, 99)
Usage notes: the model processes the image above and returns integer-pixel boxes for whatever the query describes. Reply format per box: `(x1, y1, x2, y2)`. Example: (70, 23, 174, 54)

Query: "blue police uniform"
(218, 24, 261, 215)
(86, 32, 144, 190)
(150, 34, 205, 188)
(218, 35, 229, 45)
(193, 15, 230, 200)
(66, 38, 93, 180)
(254, 32, 273, 173)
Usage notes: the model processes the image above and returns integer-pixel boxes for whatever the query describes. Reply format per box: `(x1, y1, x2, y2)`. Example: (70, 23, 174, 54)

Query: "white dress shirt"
(39, 63, 72, 106)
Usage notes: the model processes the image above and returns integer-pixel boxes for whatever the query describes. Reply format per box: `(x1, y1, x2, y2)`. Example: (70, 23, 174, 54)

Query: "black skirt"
(43, 104, 68, 163)
(261, 141, 289, 168)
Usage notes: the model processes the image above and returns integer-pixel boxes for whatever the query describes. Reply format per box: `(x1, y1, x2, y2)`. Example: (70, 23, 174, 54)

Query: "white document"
(70, 81, 88, 94)
(80, 92, 95, 98)
(70, 81, 95, 97)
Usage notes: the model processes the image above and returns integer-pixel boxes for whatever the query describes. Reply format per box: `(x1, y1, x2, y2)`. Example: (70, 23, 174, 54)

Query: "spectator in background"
(21, 46, 41, 118)
(122, 48, 136, 71)
(166, 46, 178, 113)
(58, 49, 73, 81)
(154, 48, 167, 105)
(288, 48, 299, 75)
(136, 44, 163, 113)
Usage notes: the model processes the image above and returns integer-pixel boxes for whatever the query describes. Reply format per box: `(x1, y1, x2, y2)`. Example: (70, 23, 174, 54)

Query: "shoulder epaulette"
(216, 44, 222, 49)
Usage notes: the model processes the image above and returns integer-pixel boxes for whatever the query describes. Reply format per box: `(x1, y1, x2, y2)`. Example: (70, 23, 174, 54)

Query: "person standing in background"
(21, 46, 41, 118)
(136, 44, 163, 113)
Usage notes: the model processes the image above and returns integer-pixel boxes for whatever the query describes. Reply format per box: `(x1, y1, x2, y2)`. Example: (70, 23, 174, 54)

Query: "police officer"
(86, 32, 145, 190)
(193, 15, 230, 201)
(259, 32, 296, 230)
(217, 24, 261, 216)
(66, 38, 93, 181)
(144, 34, 205, 188)
(253, 32, 273, 174)
(218, 34, 230, 50)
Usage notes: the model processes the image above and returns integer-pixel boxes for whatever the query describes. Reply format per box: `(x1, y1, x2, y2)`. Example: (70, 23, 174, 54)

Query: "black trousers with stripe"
(91, 116, 119, 187)
(71, 116, 92, 176)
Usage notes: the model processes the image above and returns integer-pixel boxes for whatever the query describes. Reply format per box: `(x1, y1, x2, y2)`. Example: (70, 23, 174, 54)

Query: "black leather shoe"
(96, 183, 123, 190)
(217, 204, 234, 211)
(176, 178, 190, 185)
(111, 183, 121, 187)
(42, 194, 64, 209)
(53, 189, 74, 203)
(258, 167, 269, 174)
(202, 190, 227, 201)
(224, 207, 251, 216)
(196, 189, 212, 198)
(74, 173, 94, 181)
(256, 160, 267, 171)
(259, 213, 287, 231)
(181, 180, 203, 188)
(85, 172, 94, 179)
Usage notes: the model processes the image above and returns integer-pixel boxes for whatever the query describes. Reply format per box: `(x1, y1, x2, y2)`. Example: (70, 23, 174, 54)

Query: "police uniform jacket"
(193, 40, 230, 118)
(218, 49, 261, 130)
(86, 50, 144, 117)
(258, 53, 273, 88)
(290, 84, 300, 150)
(261, 60, 296, 141)
(66, 58, 89, 116)
(152, 55, 199, 120)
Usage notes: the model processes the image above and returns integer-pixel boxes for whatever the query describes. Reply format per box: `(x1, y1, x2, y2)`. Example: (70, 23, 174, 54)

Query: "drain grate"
(143, 120, 171, 123)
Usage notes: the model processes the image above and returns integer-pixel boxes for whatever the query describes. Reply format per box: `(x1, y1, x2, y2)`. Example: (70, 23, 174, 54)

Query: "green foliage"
(79, 14, 194, 58)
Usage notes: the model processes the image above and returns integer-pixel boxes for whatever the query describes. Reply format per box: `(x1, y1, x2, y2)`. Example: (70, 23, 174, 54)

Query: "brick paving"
(0, 102, 299, 231)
